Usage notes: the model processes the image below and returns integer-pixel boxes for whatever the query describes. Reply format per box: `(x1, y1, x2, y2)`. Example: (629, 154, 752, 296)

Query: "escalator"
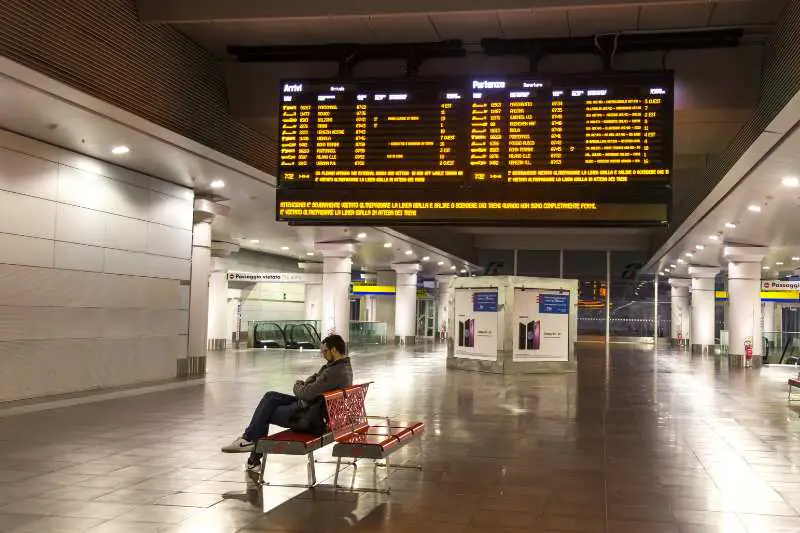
(284, 323, 320, 350)
(253, 322, 287, 348)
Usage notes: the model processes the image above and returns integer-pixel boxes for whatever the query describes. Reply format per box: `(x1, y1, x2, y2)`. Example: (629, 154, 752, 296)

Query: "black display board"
(276, 72, 673, 225)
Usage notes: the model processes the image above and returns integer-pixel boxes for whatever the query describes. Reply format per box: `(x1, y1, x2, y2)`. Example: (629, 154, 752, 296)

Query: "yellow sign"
(715, 290, 800, 301)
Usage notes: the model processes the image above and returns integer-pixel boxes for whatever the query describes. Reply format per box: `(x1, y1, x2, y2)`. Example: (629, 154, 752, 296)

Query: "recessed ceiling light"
(357, 232, 367, 239)
(437, 261, 444, 266)
(383, 242, 392, 248)
(250, 239, 259, 244)
(776, 262, 784, 266)
(280, 246, 290, 251)
(306, 252, 315, 256)
(111, 145, 130, 155)
(782, 176, 800, 188)
(404, 250, 413, 256)
(708, 235, 719, 241)
(695, 244, 705, 250)
(678, 259, 686, 264)
(725, 222, 737, 229)
(450, 265, 457, 270)
(210, 179, 225, 189)
(748, 205, 761, 213)
(685, 252, 693, 257)
(670, 264, 677, 268)
(460, 269, 467, 273)
(422, 256, 430, 262)
(793, 257, 800, 261)
(763, 266, 770, 270)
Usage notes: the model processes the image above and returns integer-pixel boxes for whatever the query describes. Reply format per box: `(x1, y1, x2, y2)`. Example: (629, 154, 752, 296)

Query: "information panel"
(277, 73, 673, 225)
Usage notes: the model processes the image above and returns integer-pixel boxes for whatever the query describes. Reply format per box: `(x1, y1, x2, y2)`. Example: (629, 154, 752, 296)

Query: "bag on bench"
(288, 396, 329, 435)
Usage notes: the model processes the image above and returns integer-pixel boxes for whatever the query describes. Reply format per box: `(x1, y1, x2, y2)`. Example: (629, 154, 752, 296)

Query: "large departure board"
(276, 73, 673, 225)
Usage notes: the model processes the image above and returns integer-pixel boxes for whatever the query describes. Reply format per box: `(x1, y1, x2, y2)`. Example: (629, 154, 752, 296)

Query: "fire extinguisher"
(744, 337, 753, 367)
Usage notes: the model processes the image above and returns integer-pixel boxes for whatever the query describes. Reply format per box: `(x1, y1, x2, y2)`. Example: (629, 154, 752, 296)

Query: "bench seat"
(257, 430, 333, 455)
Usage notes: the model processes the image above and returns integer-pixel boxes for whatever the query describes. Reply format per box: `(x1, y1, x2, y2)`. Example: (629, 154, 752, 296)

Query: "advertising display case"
(447, 276, 578, 373)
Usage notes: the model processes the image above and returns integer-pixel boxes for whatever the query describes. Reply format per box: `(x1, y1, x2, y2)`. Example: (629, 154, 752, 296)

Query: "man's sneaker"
(246, 458, 262, 474)
(221, 436, 255, 453)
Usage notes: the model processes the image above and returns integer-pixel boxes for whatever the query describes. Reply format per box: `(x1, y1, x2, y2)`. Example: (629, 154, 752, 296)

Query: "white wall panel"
(150, 191, 194, 230)
(0, 190, 56, 239)
(106, 214, 148, 253)
(0, 130, 193, 402)
(57, 165, 114, 212)
(147, 223, 192, 259)
(104, 249, 150, 278)
(54, 242, 105, 272)
(147, 254, 191, 280)
(55, 204, 107, 247)
(0, 130, 60, 164)
(0, 146, 58, 200)
(0, 233, 54, 268)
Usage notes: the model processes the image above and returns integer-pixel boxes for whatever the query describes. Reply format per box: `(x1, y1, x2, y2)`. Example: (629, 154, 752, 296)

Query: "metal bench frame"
(789, 378, 800, 401)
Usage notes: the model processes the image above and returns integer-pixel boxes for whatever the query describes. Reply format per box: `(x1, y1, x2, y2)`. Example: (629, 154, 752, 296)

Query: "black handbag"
(288, 396, 329, 435)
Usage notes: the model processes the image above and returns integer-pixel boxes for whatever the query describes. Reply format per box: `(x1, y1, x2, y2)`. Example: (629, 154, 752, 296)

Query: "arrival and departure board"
(276, 73, 673, 225)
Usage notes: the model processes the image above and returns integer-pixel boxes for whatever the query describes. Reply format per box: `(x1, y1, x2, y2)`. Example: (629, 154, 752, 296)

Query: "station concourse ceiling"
(133, 0, 793, 261)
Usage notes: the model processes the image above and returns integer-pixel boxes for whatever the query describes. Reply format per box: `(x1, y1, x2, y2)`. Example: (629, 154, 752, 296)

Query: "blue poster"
(473, 291, 498, 312)
(539, 294, 569, 314)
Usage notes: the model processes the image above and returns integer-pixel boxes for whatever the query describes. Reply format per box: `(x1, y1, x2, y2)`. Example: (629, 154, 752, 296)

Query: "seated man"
(222, 334, 353, 472)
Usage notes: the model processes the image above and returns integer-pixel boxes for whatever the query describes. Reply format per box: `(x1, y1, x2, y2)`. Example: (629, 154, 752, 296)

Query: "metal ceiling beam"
(228, 40, 466, 76)
(482, 28, 744, 71)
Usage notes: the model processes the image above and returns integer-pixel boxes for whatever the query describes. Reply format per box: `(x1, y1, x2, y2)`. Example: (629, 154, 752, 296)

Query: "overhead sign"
(352, 284, 395, 295)
(716, 290, 800, 302)
(227, 271, 321, 283)
(276, 73, 673, 226)
(762, 280, 800, 291)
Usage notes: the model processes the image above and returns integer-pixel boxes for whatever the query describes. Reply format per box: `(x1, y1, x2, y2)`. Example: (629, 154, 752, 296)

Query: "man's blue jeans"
(243, 391, 299, 462)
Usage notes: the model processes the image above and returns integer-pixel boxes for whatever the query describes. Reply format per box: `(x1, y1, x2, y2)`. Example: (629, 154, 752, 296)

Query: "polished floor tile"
(0, 344, 799, 532)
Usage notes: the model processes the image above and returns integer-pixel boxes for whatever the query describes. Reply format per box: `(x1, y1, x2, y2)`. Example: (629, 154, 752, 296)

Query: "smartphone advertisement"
(513, 288, 569, 362)
(454, 288, 498, 360)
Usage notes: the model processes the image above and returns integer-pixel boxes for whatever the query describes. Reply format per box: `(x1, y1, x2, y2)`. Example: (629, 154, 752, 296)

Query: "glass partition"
(349, 321, 388, 345)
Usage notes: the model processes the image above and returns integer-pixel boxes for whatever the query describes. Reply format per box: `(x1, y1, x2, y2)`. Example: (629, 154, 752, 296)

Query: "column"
(725, 246, 767, 364)
(305, 282, 323, 321)
(393, 263, 421, 345)
(298, 261, 323, 323)
(762, 301, 775, 334)
(436, 274, 457, 339)
(669, 278, 691, 342)
(206, 268, 229, 350)
(375, 269, 396, 340)
(688, 266, 719, 350)
(318, 242, 354, 343)
(185, 199, 228, 376)
(763, 301, 776, 360)
(187, 219, 211, 376)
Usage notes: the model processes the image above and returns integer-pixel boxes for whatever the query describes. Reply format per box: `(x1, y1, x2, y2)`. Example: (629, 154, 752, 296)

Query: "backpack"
(288, 396, 329, 435)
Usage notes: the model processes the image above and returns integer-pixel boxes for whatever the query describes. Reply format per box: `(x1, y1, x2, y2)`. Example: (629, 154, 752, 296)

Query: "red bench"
(789, 378, 800, 401)
(255, 382, 424, 493)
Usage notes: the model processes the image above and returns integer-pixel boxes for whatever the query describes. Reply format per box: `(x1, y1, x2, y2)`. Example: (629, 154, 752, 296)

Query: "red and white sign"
(762, 280, 800, 291)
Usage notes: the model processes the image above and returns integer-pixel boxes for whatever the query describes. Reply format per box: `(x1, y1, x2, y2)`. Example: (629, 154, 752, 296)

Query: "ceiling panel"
(638, 3, 714, 30)
(567, 6, 640, 37)
(709, 0, 789, 26)
(497, 8, 570, 39)
(429, 11, 504, 40)
(366, 14, 440, 42)
(301, 16, 376, 44)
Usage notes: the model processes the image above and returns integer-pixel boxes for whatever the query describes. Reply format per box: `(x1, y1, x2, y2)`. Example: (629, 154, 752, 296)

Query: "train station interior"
(2, 0, 800, 531)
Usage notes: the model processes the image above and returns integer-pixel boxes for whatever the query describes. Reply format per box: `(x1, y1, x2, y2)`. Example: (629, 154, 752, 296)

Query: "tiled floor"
(1, 343, 800, 532)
